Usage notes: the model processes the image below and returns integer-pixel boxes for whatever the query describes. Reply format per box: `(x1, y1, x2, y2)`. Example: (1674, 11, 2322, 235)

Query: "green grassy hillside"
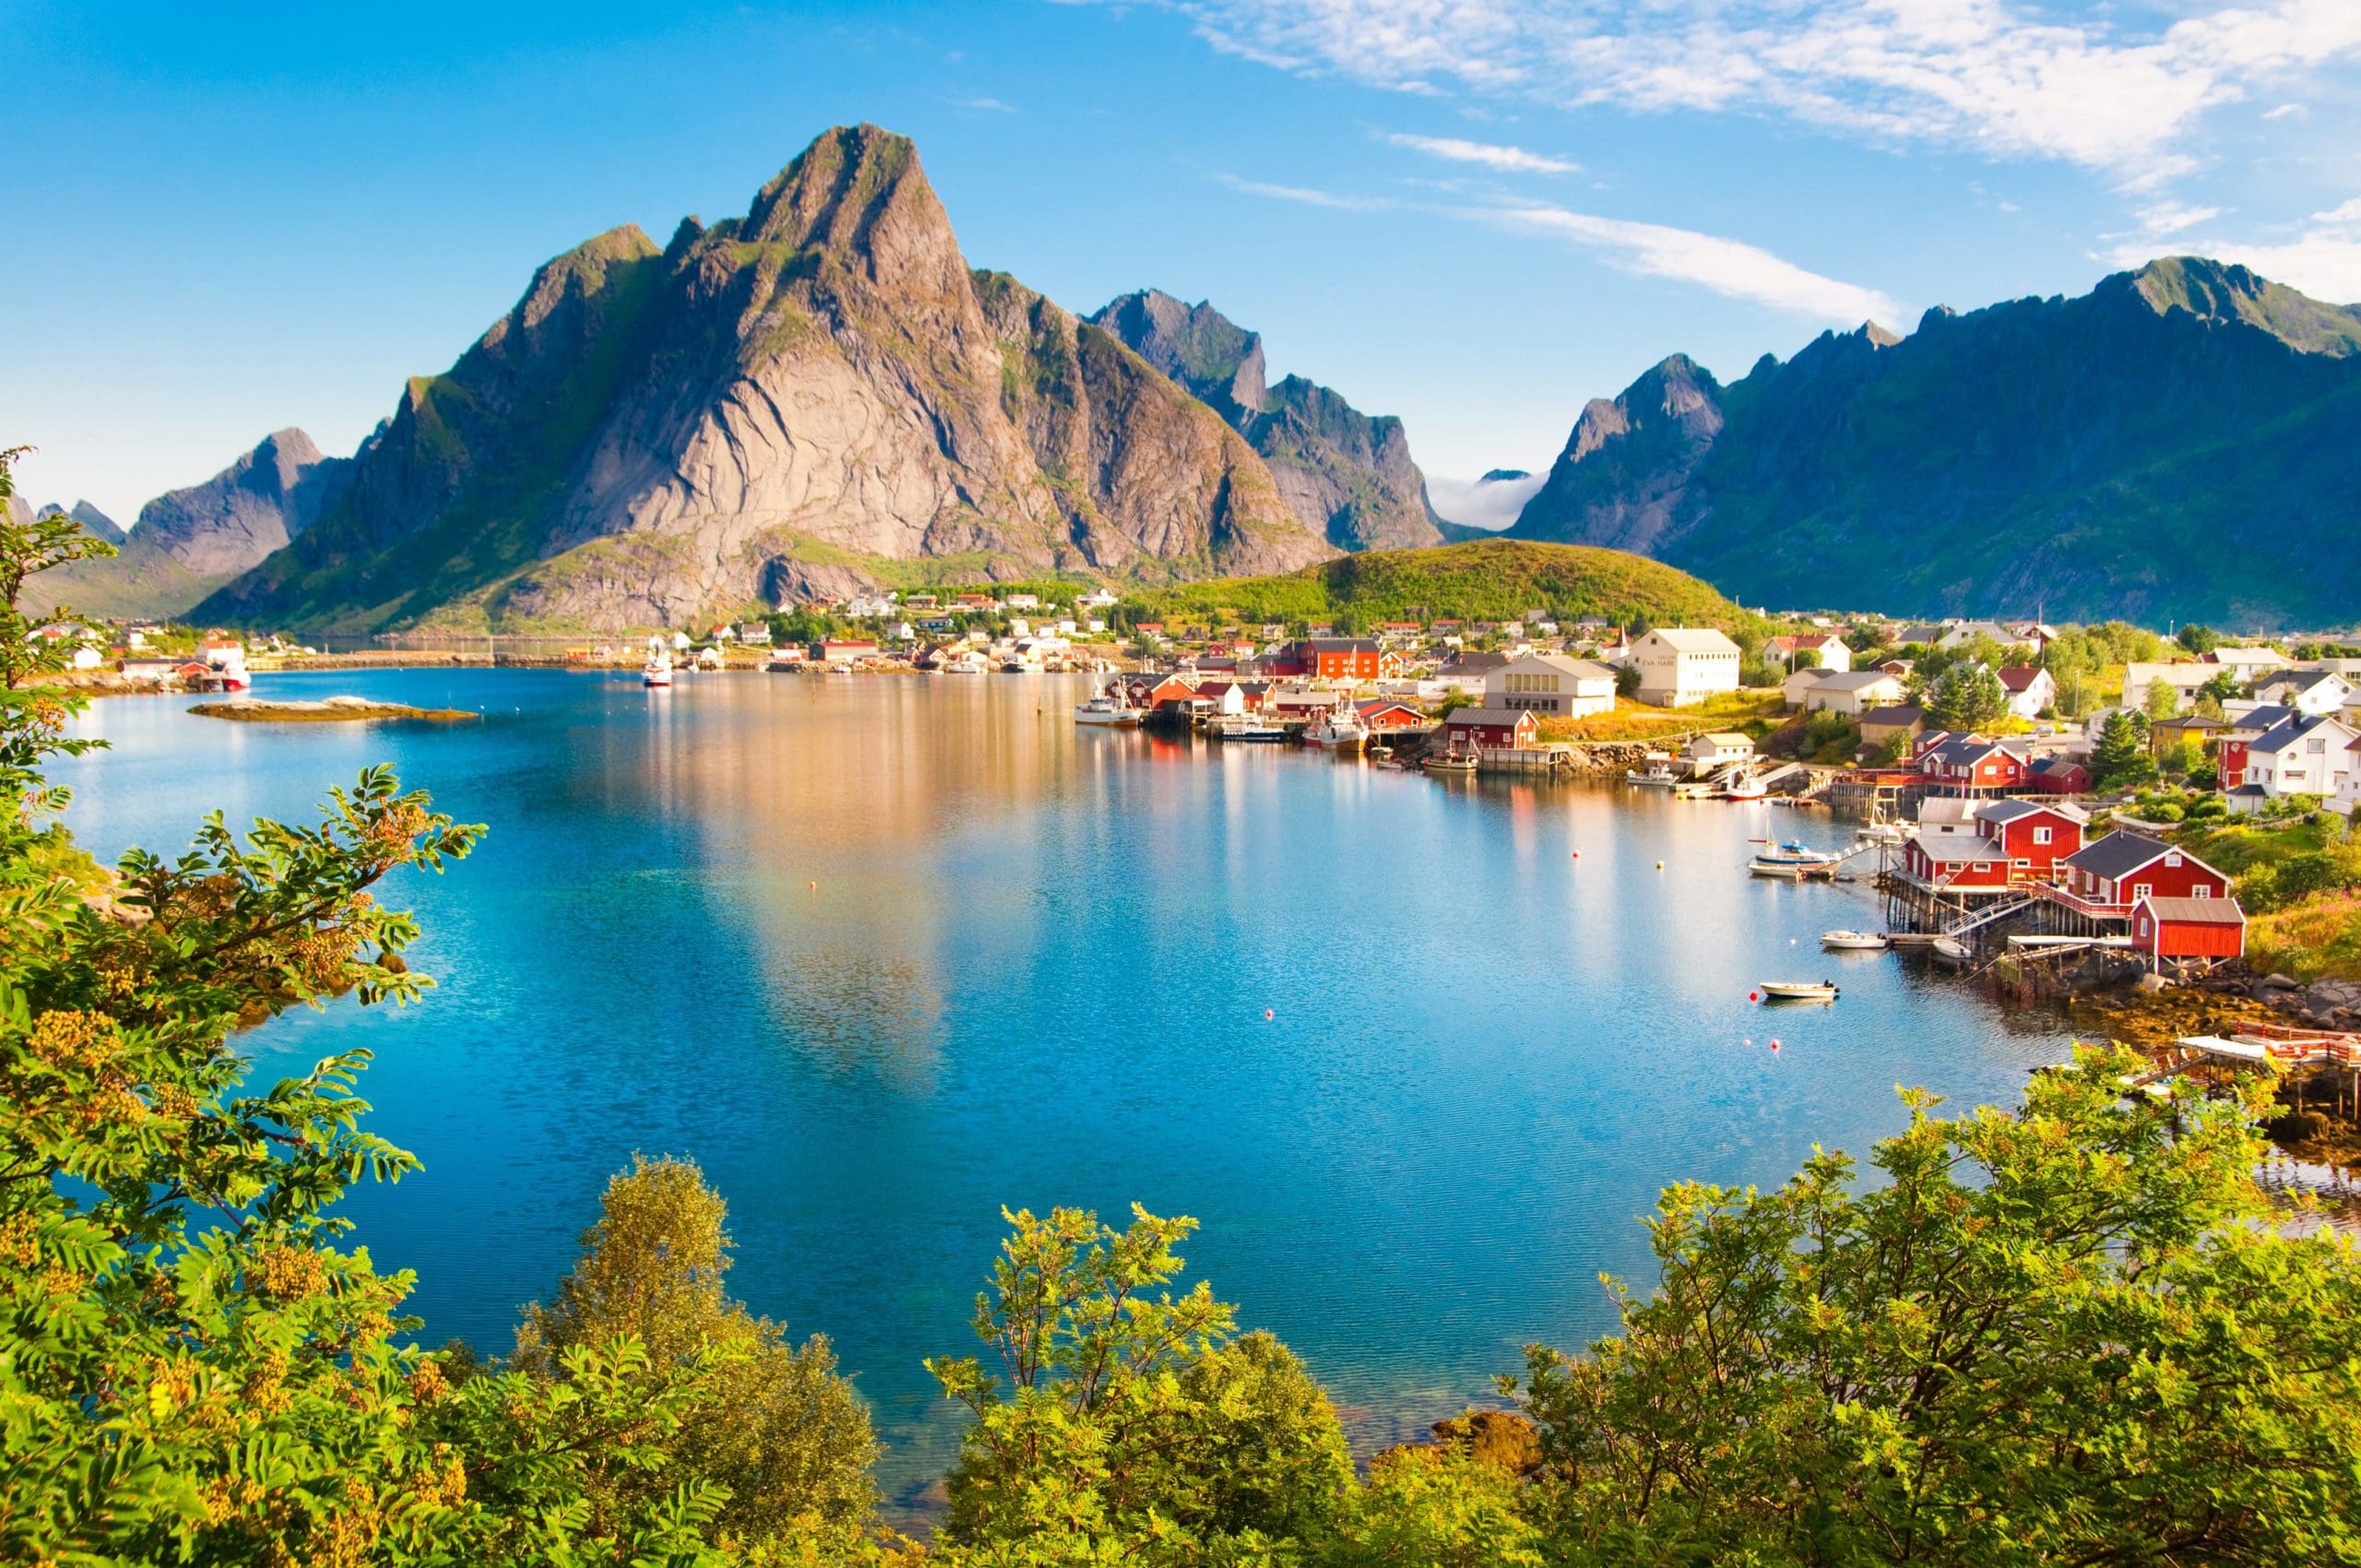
(1120, 538, 1748, 630)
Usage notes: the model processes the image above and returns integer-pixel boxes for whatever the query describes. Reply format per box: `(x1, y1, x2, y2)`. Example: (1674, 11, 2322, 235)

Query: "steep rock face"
(26, 430, 351, 618)
(1510, 259, 2361, 626)
(37, 501, 126, 544)
(201, 126, 1329, 633)
(1089, 289, 1442, 552)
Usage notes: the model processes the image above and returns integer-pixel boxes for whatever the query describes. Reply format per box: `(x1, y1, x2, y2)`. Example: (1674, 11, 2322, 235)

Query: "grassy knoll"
(1534, 687, 1787, 743)
(1121, 539, 1753, 634)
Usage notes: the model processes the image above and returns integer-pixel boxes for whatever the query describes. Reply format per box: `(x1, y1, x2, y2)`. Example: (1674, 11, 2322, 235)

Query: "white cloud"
(1471, 200, 1901, 323)
(1094, 1, 2361, 185)
(2104, 196, 2361, 301)
(2312, 196, 2361, 226)
(1211, 172, 1394, 210)
(2262, 101, 2308, 120)
(1429, 469, 1547, 531)
(954, 96, 1017, 113)
(2139, 202, 2225, 235)
(1382, 131, 1577, 173)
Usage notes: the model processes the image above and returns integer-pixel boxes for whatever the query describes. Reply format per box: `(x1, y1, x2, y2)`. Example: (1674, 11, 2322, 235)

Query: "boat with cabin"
(1722, 770, 1769, 801)
(1624, 754, 1680, 787)
(1749, 840, 1846, 878)
(1208, 717, 1288, 742)
(642, 655, 673, 688)
(1074, 693, 1142, 727)
(1303, 708, 1368, 751)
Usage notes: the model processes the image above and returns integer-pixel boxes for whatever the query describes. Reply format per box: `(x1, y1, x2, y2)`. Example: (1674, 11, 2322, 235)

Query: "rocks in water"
(188, 695, 479, 723)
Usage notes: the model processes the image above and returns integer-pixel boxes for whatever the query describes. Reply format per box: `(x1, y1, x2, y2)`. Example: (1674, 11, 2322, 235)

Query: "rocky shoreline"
(189, 695, 481, 724)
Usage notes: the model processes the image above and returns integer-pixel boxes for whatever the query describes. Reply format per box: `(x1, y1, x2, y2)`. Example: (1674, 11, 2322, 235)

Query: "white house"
(1806, 670, 1906, 717)
(1785, 668, 1905, 716)
(1997, 666, 2057, 719)
(2206, 646, 2289, 679)
(1486, 653, 1618, 717)
(2253, 669, 2355, 718)
(2120, 661, 2216, 714)
(1762, 633, 1852, 672)
(2336, 737, 2361, 815)
(1685, 732, 1755, 769)
(2242, 713, 2359, 801)
(1630, 627, 1742, 707)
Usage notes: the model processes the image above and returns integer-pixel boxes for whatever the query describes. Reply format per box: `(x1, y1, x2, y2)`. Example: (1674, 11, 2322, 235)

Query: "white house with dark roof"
(1786, 668, 1907, 716)
(1996, 666, 2056, 719)
(2240, 712, 2359, 802)
(2253, 668, 2355, 718)
(1630, 627, 1741, 707)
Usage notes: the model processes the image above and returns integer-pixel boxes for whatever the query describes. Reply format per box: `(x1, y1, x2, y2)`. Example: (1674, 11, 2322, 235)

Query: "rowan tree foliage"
(0, 445, 826, 1565)
(515, 1155, 879, 1541)
(1507, 1050, 2361, 1566)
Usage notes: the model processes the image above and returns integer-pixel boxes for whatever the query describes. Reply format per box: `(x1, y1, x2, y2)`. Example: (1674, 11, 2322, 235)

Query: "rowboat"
(1820, 930, 1889, 951)
(1423, 753, 1478, 775)
(1932, 937, 1973, 967)
(1759, 980, 1839, 1001)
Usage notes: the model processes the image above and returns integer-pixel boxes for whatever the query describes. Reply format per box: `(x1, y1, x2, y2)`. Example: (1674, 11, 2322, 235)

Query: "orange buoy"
(1264, 1008, 1275, 1021)
(1749, 991, 1760, 1003)
(1770, 1039, 1782, 1051)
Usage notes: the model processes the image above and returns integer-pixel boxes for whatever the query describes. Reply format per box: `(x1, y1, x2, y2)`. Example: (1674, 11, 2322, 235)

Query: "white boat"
(1759, 980, 1840, 1001)
(1722, 771, 1769, 801)
(1074, 694, 1141, 727)
(1303, 709, 1368, 750)
(1423, 751, 1479, 775)
(1931, 936, 1973, 967)
(1209, 717, 1289, 742)
(1624, 754, 1680, 787)
(642, 656, 672, 688)
(1857, 821, 1905, 845)
(1820, 930, 1890, 951)
(1749, 840, 1846, 879)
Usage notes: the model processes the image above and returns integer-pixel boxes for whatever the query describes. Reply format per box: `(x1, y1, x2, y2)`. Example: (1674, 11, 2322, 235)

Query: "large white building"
(1485, 653, 1618, 717)
(1630, 628, 1742, 707)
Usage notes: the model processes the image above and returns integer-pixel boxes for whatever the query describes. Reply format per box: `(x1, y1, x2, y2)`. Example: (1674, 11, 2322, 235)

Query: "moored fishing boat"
(1749, 839, 1845, 878)
(1422, 751, 1478, 775)
(1624, 754, 1679, 787)
(642, 655, 672, 688)
(1208, 717, 1288, 742)
(1303, 708, 1368, 751)
(1073, 693, 1141, 727)
(1722, 770, 1768, 801)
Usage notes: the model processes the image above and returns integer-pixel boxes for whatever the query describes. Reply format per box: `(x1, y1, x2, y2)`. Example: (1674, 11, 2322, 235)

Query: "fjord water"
(65, 670, 2070, 1503)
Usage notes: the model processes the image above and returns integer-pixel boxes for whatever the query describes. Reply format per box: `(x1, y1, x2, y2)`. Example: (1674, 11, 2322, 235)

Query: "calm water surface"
(63, 669, 2073, 1503)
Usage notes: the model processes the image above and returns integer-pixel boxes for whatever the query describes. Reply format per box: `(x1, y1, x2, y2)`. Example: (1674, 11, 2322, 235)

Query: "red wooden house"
(1974, 799, 2087, 879)
(1440, 707, 1539, 748)
(2132, 895, 2246, 966)
(2027, 756, 2092, 794)
(1123, 673, 1200, 708)
(1916, 734, 2033, 795)
(2050, 832, 2230, 917)
(1354, 698, 1429, 731)
(1301, 638, 1388, 680)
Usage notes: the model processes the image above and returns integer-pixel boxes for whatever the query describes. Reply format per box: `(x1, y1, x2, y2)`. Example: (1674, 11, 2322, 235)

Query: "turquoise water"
(61, 669, 2071, 1504)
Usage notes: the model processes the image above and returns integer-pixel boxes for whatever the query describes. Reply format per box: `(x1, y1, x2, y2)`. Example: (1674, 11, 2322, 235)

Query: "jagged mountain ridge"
(1088, 289, 1443, 552)
(1509, 258, 2361, 627)
(37, 501, 125, 545)
(198, 125, 1333, 634)
(26, 430, 352, 619)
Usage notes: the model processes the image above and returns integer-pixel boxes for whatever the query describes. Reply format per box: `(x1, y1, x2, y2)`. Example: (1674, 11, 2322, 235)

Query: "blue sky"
(7, 0, 2360, 528)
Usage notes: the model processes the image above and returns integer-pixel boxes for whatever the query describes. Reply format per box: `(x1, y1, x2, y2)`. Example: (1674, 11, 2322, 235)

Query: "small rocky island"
(188, 695, 480, 723)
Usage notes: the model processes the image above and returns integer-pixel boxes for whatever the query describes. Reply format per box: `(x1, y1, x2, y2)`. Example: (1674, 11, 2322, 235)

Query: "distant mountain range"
(26, 431, 351, 619)
(1508, 257, 2361, 629)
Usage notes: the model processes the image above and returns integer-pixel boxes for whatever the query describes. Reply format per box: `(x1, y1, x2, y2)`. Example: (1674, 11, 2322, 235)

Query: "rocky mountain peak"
(1087, 290, 1267, 418)
(36, 501, 125, 544)
(2118, 255, 2361, 356)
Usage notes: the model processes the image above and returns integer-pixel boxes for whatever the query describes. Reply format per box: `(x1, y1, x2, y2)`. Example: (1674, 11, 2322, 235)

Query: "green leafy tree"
(514, 1155, 879, 1540)
(2143, 674, 2181, 719)
(2176, 622, 2221, 655)
(1924, 662, 2007, 731)
(926, 1206, 1349, 1563)
(0, 445, 816, 1565)
(1510, 1051, 2361, 1566)
(1614, 664, 1641, 700)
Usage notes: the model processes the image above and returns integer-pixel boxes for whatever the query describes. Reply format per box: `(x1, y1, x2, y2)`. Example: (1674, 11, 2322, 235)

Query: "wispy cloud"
(1469, 200, 1900, 324)
(953, 96, 1017, 113)
(1211, 172, 1394, 211)
(2262, 102, 2308, 121)
(2102, 196, 2361, 302)
(1087, 1, 2361, 187)
(1383, 132, 1576, 173)
(2138, 202, 2225, 235)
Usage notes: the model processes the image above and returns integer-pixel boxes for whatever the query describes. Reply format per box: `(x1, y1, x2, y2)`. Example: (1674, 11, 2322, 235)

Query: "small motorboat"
(1759, 980, 1840, 1002)
(1722, 771, 1769, 801)
(1367, 743, 1394, 761)
(1820, 930, 1889, 951)
(1422, 752, 1479, 775)
(642, 656, 673, 688)
(1209, 717, 1289, 742)
(1624, 754, 1680, 787)
(1749, 840, 1845, 879)
(1932, 936, 1973, 967)
(1857, 821, 1905, 845)
(1074, 693, 1141, 727)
